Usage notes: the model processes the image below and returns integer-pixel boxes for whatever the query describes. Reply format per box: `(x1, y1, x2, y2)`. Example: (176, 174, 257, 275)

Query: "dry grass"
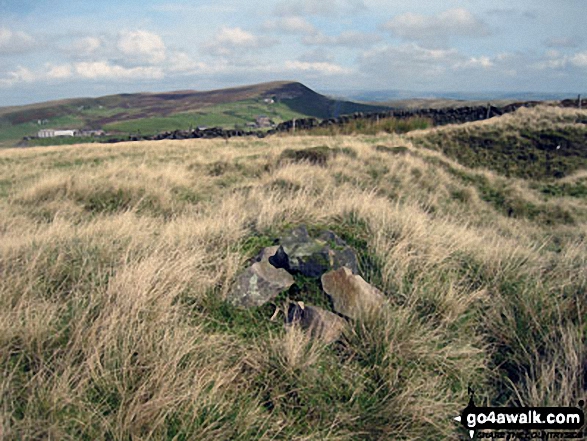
(1, 114, 586, 439)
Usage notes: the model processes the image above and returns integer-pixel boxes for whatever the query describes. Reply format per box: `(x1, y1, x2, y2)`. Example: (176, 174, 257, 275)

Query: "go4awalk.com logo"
(453, 390, 585, 439)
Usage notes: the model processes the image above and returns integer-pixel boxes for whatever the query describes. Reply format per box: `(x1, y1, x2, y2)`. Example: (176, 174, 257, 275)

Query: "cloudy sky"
(0, 0, 585, 105)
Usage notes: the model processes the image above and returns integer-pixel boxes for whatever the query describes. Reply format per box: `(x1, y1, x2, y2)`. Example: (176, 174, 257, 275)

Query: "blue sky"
(0, 0, 585, 105)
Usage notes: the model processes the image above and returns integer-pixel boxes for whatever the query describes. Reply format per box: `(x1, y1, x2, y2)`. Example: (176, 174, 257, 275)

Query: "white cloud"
(74, 61, 164, 80)
(263, 17, 317, 35)
(283, 60, 350, 75)
(0, 28, 36, 55)
(166, 51, 213, 74)
(215, 27, 258, 46)
(204, 27, 275, 56)
(46, 64, 73, 79)
(303, 31, 381, 47)
(532, 50, 587, 70)
(0, 66, 35, 86)
(0, 59, 165, 87)
(298, 49, 335, 63)
(359, 43, 467, 88)
(275, 0, 366, 17)
(570, 52, 587, 68)
(455, 56, 494, 70)
(383, 8, 490, 46)
(69, 37, 102, 56)
(117, 30, 166, 64)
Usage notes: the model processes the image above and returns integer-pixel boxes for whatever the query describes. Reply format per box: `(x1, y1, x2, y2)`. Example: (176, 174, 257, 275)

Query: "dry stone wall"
(101, 100, 560, 143)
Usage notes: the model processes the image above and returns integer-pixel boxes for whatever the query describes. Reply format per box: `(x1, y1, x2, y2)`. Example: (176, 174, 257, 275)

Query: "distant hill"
(325, 89, 580, 106)
(0, 81, 389, 146)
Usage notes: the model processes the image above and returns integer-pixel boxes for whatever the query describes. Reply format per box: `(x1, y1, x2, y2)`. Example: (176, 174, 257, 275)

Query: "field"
(0, 82, 388, 147)
(101, 99, 311, 135)
(0, 105, 586, 439)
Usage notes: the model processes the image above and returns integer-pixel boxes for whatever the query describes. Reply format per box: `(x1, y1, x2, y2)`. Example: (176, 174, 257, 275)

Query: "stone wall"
(100, 100, 570, 143)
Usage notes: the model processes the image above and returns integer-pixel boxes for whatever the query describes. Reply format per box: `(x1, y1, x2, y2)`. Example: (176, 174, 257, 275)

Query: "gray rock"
(228, 261, 294, 308)
(286, 302, 347, 343)
(318, 230, 347, 248)
(255, 245, 289, 270)
(321, 267, 386, 319)
(256, 245, 280, 263)
(328, 246, 360, 275)
(279, 226, 360, 277)
(268, 246, 289, 269)
(280, 226, 330, 277)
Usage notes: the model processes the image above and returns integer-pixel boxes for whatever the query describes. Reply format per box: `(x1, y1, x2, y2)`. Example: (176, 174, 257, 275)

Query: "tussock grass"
(413, 105, 587, 180)
(304, 116, 431, 137)
(1, 116, 586, 439)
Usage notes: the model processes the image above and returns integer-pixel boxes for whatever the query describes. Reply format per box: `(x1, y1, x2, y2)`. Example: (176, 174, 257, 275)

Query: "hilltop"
(0, 81, 388, 146)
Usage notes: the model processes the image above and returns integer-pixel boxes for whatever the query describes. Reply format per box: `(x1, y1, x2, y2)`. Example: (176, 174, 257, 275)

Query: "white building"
(37, 129, 77, 138)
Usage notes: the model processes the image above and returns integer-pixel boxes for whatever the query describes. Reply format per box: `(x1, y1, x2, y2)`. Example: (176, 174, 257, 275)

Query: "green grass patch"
(430, 160, 577, 224)
(0, 178, 12, 198)
(418, 125, 587, 179)
(374, 145, 410, 154)
(308, 116, 431, 136)
(280, 146, 332, 166)
(102, 99, 312, 135)
(537, 181, 587, 198)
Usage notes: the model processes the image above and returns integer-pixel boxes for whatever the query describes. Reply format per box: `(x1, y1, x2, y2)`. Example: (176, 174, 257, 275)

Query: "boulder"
(286, 302, 347, 343)
(327, 245, 360, 276)
(228, 260, 294, 308)
(255, 245, 289, 269)
(280, 226, 331, 277)
(255, 245, 279, 262)
(279, 226, 360, 278)
(321, 267, 386, 319)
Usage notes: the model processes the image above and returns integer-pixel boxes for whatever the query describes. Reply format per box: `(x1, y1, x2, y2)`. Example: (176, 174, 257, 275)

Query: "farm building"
(79, 130, 105, 137)
(37, 129, 105, 138)
(38, 129, 77, 138)
(255, 115, 272, 128)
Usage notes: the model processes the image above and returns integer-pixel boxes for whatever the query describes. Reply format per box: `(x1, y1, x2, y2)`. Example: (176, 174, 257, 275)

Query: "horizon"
(1, 1, 586, 106)
(1, 79, 583, 109)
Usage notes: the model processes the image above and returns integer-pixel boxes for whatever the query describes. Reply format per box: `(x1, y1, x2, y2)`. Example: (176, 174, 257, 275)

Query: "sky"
(0, 0, 586, 106)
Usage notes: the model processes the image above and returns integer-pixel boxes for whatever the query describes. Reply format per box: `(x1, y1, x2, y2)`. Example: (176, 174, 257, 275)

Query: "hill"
(0, 81, 388, 146)
(0, 105, 585, 439)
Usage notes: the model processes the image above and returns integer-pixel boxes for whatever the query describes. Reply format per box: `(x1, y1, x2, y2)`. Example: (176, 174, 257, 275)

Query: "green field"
(103, 99, 311, 135)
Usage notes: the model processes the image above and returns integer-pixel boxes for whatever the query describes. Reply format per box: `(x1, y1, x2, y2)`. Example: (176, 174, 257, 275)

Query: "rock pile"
(227, 226, 386, 343)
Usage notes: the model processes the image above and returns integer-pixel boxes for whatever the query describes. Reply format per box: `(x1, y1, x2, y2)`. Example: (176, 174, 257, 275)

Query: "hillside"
(0, 81, 388, 146)
(0, 106, 585, 439)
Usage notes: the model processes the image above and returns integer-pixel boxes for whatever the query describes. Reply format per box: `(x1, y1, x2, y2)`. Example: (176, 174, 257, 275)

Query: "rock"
(321, 267, 386, 319)
(286, 302, 347, 343)
(328, 246, 360, 275)
(255, 245, 289, 270)
(255, 245, 278, 263)
(318, 230, 347, 248)
(280, 226, 331, 277)
(228, 261, 294, 308)
(318, 230, 360, 274)
(279, 226, 360, 277)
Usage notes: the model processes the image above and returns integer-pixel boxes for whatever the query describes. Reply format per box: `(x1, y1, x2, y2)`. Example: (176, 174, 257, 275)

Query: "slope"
(0, 106, 585, 439)
(0, 81, 388, 146)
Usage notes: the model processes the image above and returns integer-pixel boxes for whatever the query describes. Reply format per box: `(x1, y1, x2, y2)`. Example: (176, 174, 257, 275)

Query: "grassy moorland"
(0, 106, 585, 440)
(413, 106, 587, 180)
